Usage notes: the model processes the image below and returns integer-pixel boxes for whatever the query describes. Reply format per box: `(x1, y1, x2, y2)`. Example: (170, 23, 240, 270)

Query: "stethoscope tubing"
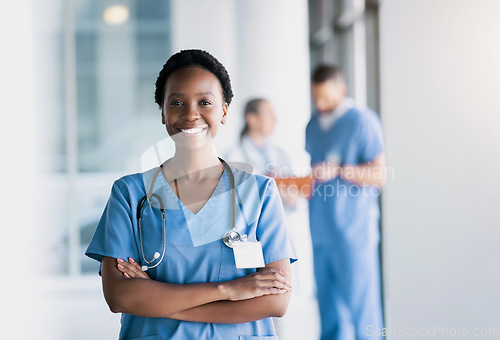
(137, 158, 243, 271)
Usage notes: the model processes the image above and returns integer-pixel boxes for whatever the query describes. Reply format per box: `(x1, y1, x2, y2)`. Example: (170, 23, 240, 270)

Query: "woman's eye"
(200, 100, 212, 106)
(170, 101, 182, 106)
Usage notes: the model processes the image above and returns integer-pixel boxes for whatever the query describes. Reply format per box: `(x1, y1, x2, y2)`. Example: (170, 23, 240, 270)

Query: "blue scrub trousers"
(313, 244, 383, 340)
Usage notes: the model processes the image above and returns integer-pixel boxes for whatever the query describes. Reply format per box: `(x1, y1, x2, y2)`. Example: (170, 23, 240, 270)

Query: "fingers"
(253, 269, 293, 295)
(225, 268, 294, 301)
(116, 258, 150, 279)
(255, 269, 292, 290)
(260, 279, 292, 293)
(252, 279, 290, 297)
(264, 287, 288, 295)
(127, 258, 150, 279)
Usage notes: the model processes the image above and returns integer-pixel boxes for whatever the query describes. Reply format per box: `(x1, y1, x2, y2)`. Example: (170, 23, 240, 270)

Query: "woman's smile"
(176, 125, 209, 138)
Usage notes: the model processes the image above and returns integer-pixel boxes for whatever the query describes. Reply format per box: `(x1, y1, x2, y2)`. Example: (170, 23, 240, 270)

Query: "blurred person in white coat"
(226, 98, 292, 180)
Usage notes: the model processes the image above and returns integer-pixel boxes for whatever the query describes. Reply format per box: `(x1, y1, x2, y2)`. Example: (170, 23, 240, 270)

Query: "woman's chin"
(171, 132, 213, 151)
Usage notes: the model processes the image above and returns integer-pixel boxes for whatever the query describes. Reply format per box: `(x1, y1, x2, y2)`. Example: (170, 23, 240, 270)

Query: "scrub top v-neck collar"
(156, 165, 232, 247)
(158, 165, 229, 217)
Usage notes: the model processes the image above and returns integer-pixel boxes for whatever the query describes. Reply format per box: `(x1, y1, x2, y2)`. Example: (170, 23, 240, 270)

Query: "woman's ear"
(161, 108, 166, 124)
(220, 102, 228, 125)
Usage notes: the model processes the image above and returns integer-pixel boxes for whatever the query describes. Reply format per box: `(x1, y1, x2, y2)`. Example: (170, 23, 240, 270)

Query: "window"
(51, 0, 171, 275)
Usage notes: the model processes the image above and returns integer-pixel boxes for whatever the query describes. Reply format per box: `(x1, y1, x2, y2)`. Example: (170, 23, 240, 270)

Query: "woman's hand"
(116, 257, 151, 280)
(115, 258, 292, 302)
(220, 267, 292, 301)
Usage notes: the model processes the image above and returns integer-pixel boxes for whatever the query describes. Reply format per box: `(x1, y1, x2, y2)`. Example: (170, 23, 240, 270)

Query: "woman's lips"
(176, 125, 208, 137)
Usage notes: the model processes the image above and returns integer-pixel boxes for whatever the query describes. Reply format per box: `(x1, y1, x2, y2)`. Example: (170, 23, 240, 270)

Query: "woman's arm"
(102, 256, 291, 318)
(116, 258, 293, 323)
(166, 259, 293, 323)
(102, 256, 225, 318)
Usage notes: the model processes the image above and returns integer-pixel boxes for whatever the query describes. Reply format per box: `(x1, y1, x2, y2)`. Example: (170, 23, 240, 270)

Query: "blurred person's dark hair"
(154, 49, 234, 109)
(312, 64, 344, 84)
(240, 98, 266, 140)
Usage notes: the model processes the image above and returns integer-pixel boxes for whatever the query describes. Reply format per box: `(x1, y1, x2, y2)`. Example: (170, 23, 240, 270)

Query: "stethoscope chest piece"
(222, 230, 242, 248)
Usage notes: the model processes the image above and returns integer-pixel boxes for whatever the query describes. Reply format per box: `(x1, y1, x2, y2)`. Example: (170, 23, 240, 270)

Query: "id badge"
(233, 241, 265, 269)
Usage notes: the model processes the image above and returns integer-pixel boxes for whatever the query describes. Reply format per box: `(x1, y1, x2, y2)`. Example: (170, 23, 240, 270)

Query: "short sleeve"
(85, 180, 140, 271)
(256, 178, 298, 265)
(357, 111, 385, 164)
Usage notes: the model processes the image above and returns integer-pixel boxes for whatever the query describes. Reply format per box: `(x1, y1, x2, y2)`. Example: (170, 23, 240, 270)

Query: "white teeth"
(179, 127, 206, 134)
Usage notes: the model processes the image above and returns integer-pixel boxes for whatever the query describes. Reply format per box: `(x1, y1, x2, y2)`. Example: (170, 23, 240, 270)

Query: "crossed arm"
(101, 256, 293, 323)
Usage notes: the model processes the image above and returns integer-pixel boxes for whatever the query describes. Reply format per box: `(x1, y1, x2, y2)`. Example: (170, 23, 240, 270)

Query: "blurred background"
(1, 0, 499, 339)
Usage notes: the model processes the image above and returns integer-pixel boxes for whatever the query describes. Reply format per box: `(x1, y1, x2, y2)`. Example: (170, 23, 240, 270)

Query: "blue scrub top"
(305, 107, 384, 249)
(86, 165, 297, 340)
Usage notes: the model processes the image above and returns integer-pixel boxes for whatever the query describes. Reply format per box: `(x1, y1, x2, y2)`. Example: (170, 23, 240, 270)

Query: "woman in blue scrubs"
(85, 49, 297, 340)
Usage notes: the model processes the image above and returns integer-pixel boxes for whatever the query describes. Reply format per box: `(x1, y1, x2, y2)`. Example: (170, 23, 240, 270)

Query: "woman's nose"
(182, 103, 200, 120)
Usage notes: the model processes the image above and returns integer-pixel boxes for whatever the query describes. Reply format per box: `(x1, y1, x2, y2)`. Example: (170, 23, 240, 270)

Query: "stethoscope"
(137, 158, 243, 271)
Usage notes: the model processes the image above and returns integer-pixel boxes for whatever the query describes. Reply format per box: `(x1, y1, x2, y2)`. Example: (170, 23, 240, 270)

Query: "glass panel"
(71, 0, 171, 274)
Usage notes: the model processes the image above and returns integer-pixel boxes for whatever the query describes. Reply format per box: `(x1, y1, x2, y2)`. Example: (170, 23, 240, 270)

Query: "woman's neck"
(166, 143, 221, 181)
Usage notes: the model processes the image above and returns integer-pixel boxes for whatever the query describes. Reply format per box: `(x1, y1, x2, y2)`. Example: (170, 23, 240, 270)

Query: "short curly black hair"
(154, 49, 234, 109)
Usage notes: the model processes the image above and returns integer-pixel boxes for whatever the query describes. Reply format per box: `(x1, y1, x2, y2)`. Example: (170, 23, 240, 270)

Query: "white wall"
(0, 0, 38, 338)
(233, 0, 311, 170)
(380, 0, 500, 338)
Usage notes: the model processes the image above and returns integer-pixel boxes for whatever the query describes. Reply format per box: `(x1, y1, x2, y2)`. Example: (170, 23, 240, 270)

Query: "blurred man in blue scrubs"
(306, 65, 386, 340)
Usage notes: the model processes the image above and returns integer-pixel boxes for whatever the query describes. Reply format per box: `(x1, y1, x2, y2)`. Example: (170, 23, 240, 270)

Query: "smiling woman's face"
(162, 66, 228, 150)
